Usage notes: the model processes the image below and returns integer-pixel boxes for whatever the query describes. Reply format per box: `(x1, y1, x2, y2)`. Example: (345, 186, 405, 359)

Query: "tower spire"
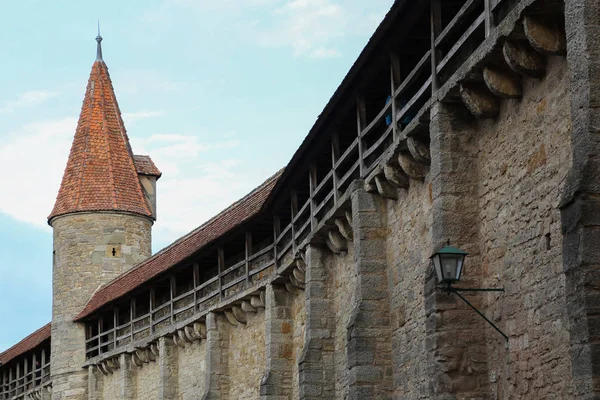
(96, 21, 103, 61)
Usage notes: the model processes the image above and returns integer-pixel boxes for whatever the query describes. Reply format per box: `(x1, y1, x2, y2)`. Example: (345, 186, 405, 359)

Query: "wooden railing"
(85, 243, 275, 359)
(0, 350, 50, 400)
(82, 0, 519, 363)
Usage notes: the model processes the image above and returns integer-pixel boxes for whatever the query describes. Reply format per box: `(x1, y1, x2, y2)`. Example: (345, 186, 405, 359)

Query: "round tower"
(48, 34, 160, 400)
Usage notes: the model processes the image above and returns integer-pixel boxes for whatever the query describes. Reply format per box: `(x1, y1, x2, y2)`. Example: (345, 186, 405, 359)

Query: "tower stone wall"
(50, 212, 152, 400)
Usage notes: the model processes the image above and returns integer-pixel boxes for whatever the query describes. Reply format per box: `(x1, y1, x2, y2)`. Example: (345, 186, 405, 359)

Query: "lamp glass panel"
(456, 256, 465, 281)
(441, 254, 462, 281)
(433, 254, 443, 283)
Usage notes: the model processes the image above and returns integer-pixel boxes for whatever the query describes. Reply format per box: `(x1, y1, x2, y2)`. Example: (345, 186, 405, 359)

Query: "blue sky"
(0, 0, 393, 351)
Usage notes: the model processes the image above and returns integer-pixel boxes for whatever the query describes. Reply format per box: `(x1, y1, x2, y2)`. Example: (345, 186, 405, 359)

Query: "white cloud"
(122, 110, 165, 125)
(0, 117, 77, 228)
(0, 90, 58, 114)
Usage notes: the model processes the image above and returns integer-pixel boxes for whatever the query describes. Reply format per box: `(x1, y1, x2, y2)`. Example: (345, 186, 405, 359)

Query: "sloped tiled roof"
(0, 323, 51, 366)
(48, 59, 153, 223)
(75, 168, 283, 320)
(133, 155, 162, 177)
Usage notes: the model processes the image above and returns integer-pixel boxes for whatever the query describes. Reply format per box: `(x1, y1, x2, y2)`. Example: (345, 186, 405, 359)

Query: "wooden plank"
(290, 191, 298, 253)
(394, 50, 431, 98)
(113, 307, 118, 349)
(363, 125, 393, 159)
(390, 52, 400, 141)
(434, 0, 479, 47)
(396, 76, 432, 123)
(150, 287, 156, 333)
(436, 12, 485, 74)
(273, 214, 280, 269)
(335, 137, 359, 169)
(360, 101, 392, 138)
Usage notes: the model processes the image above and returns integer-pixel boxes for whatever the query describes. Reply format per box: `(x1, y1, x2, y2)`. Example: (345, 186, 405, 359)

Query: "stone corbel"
(285, 281, 302, 295)
(483, 66, 522, 99)
(334, 217, 354, 242)
(172, 331, 186, 348)
(193, 321, 207, 339)
(241, 300, 257, 313)
(184, 325, 199, 342)
(374, 175, 398, 200)
(459, 83, 500, 119)
(407, 137, 431, 165)
(150, 342, 160, 358)
(131, 350, 144, 367)
(326, 228, 348, 254)
(398, 152, 428, 180)
(106, 356, 120, 370)
(293, 266, 306, 283)
(523, 16, 566, 56)
(383, 163, 409, 190)
(224, 309, 239, 326)
(177, 328, 193, 344)
(232, 305, 247, 324)
(503, 39, 546, 78)
(250, 293, 265, 309)
(295, 257, 306, 273)
(97, 361, 110, 375)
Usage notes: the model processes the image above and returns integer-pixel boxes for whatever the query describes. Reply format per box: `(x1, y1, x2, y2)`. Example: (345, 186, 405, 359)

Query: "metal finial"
(96, 21, 103, 61)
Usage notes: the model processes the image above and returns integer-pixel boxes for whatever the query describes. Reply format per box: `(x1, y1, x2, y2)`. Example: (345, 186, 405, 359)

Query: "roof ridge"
(77, 167, 284, 314)
(0, 323, 51, 360)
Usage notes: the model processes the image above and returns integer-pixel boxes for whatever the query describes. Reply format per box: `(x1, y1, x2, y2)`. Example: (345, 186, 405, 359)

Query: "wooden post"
(390, 52, 401, 139)
(193, 262, 200, 307)
(218, 248, 224, 300)
(40, 349, 45, 382)
(170, 276, 176, 323)
(273, 214, 281, 268)
(245, 232, 252, 284)
(97, 318, 103, 355)
(356, 96, 366, 176)
(430, 0, 442, 91)
(31, 353, 37, 386)
(309, 164, 318, 229)
(130, 298, 135, 342)
(331, 133, 340, 205)
(113, 307, 118, 350)
(149, 288, 155, 333)
(291, 190, 298, 251)
(484, 0, 493, 37)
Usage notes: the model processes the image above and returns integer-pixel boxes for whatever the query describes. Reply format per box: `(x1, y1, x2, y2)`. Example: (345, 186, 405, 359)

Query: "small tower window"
(105, 245, 122, 258)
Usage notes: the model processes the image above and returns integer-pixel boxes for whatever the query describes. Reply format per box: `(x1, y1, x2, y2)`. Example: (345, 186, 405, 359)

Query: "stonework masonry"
(50, 213, 152, 400)
(7, 1, 600, 399)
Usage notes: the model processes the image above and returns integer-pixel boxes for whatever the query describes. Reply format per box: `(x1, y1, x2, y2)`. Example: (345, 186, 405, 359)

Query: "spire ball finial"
(95, 21, 103, 61)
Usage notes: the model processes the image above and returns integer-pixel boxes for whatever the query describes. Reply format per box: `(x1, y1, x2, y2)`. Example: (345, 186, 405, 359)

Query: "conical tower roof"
(48, 36, 153, 223)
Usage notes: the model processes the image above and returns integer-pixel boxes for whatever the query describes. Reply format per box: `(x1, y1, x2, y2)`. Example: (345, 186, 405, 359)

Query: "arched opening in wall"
(132, 290, 151, 340)
(222, 232, 246, 298)
(359, 56, 394, 171)
(115, 300, 131, 347)
(173, 265, 195, 322)
(435, 0, 486, 88)
(153, 279, 171, 331)
(312, 135, 335, 222)
(196, 249, 219, 311)
(392, 4, 431, 133)
(99, 310, 115, 354)
(333, 104, 361, 195)
(86, 317, 100, 358)
(249, 216, 277, 283)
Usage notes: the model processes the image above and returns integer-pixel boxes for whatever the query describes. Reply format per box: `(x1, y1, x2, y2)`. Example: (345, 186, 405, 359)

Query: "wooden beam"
(290, 190, 298, 251)
(356, 96, 367, 177)
(273, 214, 280, 267)
(484, 0, 493, 36)
(218, 248, 224, 300)
(245, 232, 252, 284)
(430, 0, 442, 91)
(309, 163, 318, 229)
(331, 133, 340, 205)
(113, 307, 118, 349)
(193, 262, 199, 307)
(150, 287, 155, 333)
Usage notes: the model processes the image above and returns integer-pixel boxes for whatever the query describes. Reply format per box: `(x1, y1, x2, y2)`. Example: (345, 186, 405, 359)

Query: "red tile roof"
(75, 169, 283, 320)
(0, 323, 51, 366)
(133, 155, 162, 178)
(48, 60, 153, 223)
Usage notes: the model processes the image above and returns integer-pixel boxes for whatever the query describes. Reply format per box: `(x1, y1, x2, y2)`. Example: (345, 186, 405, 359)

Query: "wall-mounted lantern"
(431, 243, 508, 342)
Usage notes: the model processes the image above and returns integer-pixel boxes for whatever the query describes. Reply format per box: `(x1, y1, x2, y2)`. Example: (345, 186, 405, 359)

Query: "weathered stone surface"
(398, 152, 428, 180)
(503, 39, 546, 78)
(327, 229, 348, 253)
(383, 163, 409, 189)
(483, 66, 522, 99)
(334, 217, 354, 242)
(460, 83, 500, 118)
(407, 137, 431, 165)
(524, 15, 566, 56)
(374, 175, 398, 200)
